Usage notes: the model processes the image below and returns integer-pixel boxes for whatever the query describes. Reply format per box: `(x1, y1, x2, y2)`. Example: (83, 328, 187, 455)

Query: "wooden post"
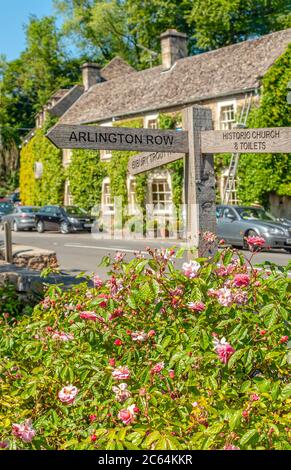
(182, 105, 217, 257)
(4, 221, 13, 263)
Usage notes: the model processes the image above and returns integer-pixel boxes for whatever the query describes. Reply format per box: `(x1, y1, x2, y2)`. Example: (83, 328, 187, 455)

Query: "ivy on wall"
(66, 149, 108, 212)
(237, 45, 291, 206)
(20, 117, 64, 206)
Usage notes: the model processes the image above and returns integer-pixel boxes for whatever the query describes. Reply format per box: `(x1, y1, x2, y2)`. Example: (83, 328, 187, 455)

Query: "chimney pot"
(81, 63, 102, 91)
(160, 29, 188, 70)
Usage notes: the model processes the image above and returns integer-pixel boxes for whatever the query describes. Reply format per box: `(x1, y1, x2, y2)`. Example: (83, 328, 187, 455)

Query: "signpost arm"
(182, 106, 217, 257)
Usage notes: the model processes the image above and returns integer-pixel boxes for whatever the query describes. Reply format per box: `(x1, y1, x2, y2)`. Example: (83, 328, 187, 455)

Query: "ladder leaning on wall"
(222, 93, 253, 205)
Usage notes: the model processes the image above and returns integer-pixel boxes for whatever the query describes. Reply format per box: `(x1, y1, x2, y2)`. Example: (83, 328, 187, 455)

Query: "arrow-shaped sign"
(46, 124, 189, 153)
(128, 151, 184, 175)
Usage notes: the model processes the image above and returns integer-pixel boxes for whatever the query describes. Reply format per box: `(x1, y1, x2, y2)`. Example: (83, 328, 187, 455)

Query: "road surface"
(2, 231, 290, 278)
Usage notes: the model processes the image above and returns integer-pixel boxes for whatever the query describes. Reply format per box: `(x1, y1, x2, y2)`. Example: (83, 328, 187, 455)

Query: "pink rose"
(182, 260, 200, 279)
(188, 301, 206, 312)
(12, 419, 36, 443)
(279, 335, 289, 344)
(58, 385, 78, 404)
(233, 274, 250, 287)
(80, 311, 98, 321)
(112, 383, 131, 403)
(112, 366, 131, 380)
(213, 337, 235, 364)
(131, 331, 148, 342)
(93, 274, 103, 288)
(250, 394, 260, 401)
(151, 362, 164, 374)
(216, 288, 233, 307)
(245, 236, 265, 249)
(118, 404, 137, 425)
(148, 330, 156, 337)
(223, 444, 240, 450)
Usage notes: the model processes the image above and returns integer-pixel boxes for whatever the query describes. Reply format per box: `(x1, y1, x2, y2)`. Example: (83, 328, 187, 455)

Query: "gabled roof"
(60, 28, 291, 125)
(49, 85, 84, 117)
(100, 56, 136, 81)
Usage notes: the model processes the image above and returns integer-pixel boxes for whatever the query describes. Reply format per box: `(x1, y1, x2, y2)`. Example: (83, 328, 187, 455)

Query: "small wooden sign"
(201, 127, 291, 154)
(128, 151, 184, 175)
(47, 124, 189, 153)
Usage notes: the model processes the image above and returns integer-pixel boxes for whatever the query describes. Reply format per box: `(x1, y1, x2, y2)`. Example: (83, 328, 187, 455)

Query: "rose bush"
(0, 242, 290, 450)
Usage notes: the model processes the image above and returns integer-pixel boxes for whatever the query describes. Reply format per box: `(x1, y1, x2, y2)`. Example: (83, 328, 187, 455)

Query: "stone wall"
(0, 245, 58, 271)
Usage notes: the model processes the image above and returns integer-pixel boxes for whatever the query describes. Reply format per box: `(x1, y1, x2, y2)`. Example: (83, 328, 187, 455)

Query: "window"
(102, 179, 114, 213)
(147, 119, 158, 129)
(128, 178, 137, 214)
(223, 207, 237, 220)
(100, 121, 113, 161)
(151, 179, 172, 212)
(64, 180, 74, 205)
(219, 104, 235, 130)
(144, 114, 159, 129)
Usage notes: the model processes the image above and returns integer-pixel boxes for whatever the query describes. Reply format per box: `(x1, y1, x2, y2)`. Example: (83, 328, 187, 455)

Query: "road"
(2, 230, 290, 278)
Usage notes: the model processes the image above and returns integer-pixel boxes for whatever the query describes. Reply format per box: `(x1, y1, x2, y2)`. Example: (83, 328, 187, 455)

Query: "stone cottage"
(23, 28, 291, 223)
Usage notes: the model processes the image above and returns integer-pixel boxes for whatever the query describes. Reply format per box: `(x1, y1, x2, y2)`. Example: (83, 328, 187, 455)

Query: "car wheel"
(60, 222, 70, 234)
(285, 248, 291, 254)
(13, 220, 19, 232)
(36, 221, 45, 233)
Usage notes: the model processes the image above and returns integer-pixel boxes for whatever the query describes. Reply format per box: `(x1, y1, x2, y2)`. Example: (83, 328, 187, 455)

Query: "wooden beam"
(182, 106, 216, 257)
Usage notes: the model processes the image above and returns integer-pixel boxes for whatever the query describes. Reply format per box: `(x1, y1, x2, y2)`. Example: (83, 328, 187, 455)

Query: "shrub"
(0, 243, 290, 450)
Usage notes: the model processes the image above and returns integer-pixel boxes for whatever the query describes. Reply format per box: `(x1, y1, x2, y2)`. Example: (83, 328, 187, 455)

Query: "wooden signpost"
(47, 124, 189, 153)
(128, 151, 184, 175)
(201, 127, 291, 154)
(47, 107, 291, 256)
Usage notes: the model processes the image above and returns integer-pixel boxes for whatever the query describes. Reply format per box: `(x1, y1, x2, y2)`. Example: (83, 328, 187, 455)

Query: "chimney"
(160, 29, 188, 70)
(81, 63, 102, 91)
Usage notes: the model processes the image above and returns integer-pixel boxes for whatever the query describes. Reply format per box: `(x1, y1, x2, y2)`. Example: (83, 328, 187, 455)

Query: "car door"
(40, 206, 53, 230)
(49, 207, 63, 231)
(221, 207, 242, 244)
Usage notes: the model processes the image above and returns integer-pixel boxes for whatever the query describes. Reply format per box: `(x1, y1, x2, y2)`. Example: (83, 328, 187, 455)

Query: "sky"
(0, 0, 55, 60)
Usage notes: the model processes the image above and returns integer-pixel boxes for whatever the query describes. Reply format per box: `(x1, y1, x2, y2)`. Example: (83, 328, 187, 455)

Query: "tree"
(0, 16, 82, 191)
(54, 0, 291, 66)
(188, 0, 291, 50)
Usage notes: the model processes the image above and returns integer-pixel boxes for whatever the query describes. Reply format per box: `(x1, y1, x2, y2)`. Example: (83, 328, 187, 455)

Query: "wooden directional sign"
(47, 124, 189, 153)
(128, 151, 184, 175)
(201, 127, 291, 154)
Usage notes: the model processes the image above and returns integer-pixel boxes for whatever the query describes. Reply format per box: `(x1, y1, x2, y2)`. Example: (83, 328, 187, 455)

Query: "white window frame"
(144, 113, 159, 129)
(100, 121, 113, 161)
(64, 179, 74, 206)
(127, 175, 138, 215)
(101, 177, 114, 214)
(147, 170, 173, 216)
(217, 100, 237, 130)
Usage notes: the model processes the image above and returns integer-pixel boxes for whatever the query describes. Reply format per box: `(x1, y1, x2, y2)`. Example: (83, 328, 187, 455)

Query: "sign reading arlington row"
(47, 124, 189, 154)
(47, 124, 291, 174)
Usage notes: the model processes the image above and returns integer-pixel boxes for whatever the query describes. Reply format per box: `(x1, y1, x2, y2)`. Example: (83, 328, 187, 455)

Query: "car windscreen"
(237, 208, 275, 221)
(0, 204, 13, 213)
(65, 206, 87, 216)
(20, 207, 39, 213)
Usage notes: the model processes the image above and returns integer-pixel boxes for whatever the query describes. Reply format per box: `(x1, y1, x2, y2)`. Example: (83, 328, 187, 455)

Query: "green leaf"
(229, 410, 242, 431)
(281, 383, 291, 399)
(200, 330, 209, 351)
(240, 429, 258, 446)
(143, 431, 161, 447)
(228, 349, 245, 368)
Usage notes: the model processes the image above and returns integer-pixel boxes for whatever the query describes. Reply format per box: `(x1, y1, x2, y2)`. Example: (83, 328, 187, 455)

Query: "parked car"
(216, 205, 291, 253)
(35, 205, 95, 234)
(1, 206, 39, 231)
(0, 202, 14, 223)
